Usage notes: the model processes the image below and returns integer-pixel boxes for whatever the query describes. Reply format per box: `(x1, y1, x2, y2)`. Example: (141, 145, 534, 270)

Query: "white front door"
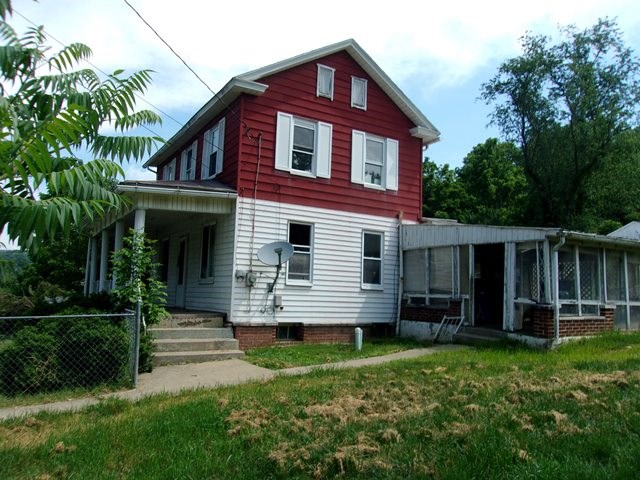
(175, 236, 188, 308)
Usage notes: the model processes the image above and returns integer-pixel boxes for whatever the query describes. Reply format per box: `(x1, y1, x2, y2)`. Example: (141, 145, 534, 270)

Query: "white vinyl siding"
(316, 64, 334, 100)
(274, 112, 332, 179)
(351, 130, 398, 190)
(162, 209, 236, 313)
(201, 117, 225, 179)
(162, 158, 176, 181)
(351, 76, 367, 110)
(231, 198, 401, 325)
(180, 141, 197, 180)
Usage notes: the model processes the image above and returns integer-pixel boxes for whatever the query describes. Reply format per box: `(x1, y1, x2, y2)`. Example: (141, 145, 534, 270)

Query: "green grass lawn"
(244, 337, 428, 369)
(1, 332, 640, 479)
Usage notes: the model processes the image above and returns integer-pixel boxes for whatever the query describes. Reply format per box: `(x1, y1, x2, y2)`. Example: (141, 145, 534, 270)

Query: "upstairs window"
(362, 231, 383, 289)
(292, 119, 315, 173)
(287, 222, 313, 284)
(200, 224, 216, 280)
(202, 117, 226, 179)
(162, 158, 176, 181)
(351, 131, 398, 190)
(275, 112, 332, 179)
(180, 141, 197, 180)
(351, 76, 367, 110)
(316, 64, 334, 100)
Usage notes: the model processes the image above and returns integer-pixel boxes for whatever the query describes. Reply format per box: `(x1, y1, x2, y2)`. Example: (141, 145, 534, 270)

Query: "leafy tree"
(457, 138, 529, 225)
(0, 1, 162, 252)
(481, 19, 640, 229)
(422, 159, 470, 220)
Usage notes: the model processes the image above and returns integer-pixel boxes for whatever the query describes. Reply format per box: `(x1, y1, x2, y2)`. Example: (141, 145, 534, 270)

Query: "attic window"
(351, 77, 367, 110)
(317, 64, 334, 100)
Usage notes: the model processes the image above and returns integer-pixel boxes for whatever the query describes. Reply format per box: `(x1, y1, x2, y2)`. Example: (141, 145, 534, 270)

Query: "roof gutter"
(117, 184, 237, 200)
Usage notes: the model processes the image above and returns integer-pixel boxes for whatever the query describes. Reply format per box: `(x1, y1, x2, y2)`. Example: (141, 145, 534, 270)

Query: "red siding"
(156, 103, 241, 188)
(236, 51, 423, 221)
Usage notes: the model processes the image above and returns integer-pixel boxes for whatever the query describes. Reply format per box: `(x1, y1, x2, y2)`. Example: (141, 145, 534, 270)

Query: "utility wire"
(123, 0, 216, 97)
(13, 7, 229, 165)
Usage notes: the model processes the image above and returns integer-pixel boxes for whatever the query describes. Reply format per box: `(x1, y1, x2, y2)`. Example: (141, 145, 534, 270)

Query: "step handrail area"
(433, 315, 465, 343)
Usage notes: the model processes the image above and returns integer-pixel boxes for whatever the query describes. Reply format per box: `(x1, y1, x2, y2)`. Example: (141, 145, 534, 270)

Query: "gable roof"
(145, 39, 440, 168)
(608, 221, 640, 241)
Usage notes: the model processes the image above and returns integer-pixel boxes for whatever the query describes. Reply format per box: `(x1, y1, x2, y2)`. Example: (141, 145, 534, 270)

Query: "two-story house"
(86, 39, 440, 348)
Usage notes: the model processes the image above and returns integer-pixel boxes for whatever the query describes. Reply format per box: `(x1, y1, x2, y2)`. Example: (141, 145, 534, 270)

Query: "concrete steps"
(151, 311, 243, 366)
(453, 327, 508, 346)
(154, 350, 245, 366)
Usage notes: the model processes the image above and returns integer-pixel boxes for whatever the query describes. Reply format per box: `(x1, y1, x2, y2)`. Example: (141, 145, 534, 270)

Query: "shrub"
(0, 327, 59, 394)
(0, 311, 131, 396)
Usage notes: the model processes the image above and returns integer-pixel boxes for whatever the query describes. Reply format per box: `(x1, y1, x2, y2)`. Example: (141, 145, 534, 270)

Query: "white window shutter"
(316, 121, 332, 178)
(351, 130, 365, 184)
(385, 138, 399, 191)
(216, 117, 225, 175)
(275, 112, 293, 171)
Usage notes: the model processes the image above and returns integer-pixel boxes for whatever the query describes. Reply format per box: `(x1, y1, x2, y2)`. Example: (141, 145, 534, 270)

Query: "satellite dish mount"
(257, 241, 294, 292)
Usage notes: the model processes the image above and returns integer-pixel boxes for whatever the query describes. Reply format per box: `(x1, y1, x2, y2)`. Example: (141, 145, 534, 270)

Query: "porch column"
(89, 235, 99, 294)
(112, 221, 125, 289)
(503, 242, 516, 331)
(134, 209, 146, 233)
(552, 249, 560, 340)
(84, 237, 92, 296)
(99, 229, 109, 292)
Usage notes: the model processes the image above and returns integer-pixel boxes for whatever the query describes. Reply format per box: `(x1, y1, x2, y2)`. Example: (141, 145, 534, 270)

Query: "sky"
(3, 0, 640, 247)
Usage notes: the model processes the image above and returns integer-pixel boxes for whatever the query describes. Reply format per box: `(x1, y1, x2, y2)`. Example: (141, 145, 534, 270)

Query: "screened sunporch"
(401, 223, 640, 333)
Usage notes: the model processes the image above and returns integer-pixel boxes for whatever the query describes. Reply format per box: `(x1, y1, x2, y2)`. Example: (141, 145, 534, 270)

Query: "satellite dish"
(256, 241, 294, 292)
(257, 241, 294, 266)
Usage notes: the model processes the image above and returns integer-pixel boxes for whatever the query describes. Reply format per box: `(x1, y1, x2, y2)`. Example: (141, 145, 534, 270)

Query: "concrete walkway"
(0, 344, 464, 421)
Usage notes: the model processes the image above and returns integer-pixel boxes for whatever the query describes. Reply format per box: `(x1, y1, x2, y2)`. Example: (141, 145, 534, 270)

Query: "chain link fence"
(0, 309, 140, 398)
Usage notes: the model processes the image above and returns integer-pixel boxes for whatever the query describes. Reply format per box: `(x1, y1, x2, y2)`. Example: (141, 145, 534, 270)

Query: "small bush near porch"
(1, 332, 639, 479)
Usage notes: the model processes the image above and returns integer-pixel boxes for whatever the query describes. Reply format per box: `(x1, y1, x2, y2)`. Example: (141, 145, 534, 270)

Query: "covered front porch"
(84, 180, 237, 314)
(399, 222, 640, 345)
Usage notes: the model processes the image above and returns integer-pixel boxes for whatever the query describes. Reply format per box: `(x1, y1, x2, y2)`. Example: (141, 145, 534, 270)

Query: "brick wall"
(233, 324, 391, 349)
(532, 304, 615, 338)
(400, 299, 462, 322)
(301, 325, 373, 344)
(233, 326, 276, 350)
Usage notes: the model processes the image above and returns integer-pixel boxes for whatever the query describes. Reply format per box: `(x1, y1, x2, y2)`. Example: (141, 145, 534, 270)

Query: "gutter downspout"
(551, 231, 566, 342)
(395, 211, 404, 336)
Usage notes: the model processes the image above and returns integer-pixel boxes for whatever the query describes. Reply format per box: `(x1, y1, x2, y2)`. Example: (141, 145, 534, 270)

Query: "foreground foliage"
(1, 332, 639, 479)
(0, 2, 162, 252)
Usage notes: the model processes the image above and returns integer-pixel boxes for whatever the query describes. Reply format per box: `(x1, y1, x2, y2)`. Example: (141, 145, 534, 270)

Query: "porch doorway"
(473, 244, 504, 328)
(175, 236, 188, 308)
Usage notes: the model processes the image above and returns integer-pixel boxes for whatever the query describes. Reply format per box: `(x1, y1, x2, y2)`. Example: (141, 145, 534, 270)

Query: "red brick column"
(532, 304, 555, 338)
(233, 326, 275, 350)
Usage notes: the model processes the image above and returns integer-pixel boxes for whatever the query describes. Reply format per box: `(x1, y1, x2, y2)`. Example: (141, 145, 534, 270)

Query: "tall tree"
(457, 138, 528, 225)
(0, 1, 162, 252)
(481, 19, 640, 229)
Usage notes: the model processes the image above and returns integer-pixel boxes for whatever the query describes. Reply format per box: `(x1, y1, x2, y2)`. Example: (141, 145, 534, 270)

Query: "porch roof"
(402, 223, 640, 251)
(117, 179, 237, 197)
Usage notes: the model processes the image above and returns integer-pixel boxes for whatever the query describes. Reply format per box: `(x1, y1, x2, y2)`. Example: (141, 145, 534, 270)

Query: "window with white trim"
(351, 130, 398, 190)
(180, 141, 197, 180)
(362, 231, 383, 288)
(201, 117, 226, 179)
(316, 64, 334, 100)
(162, 158, 176, 181)
(287, 222, 313, 283)
(351, 76, 367, 110)
(274, 112, 332, 178)
(200, 224, 215, 280)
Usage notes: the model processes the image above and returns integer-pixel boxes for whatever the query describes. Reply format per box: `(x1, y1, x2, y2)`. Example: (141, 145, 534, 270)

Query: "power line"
(123, 0, 216, 97)
(13, 8, 184, 132)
